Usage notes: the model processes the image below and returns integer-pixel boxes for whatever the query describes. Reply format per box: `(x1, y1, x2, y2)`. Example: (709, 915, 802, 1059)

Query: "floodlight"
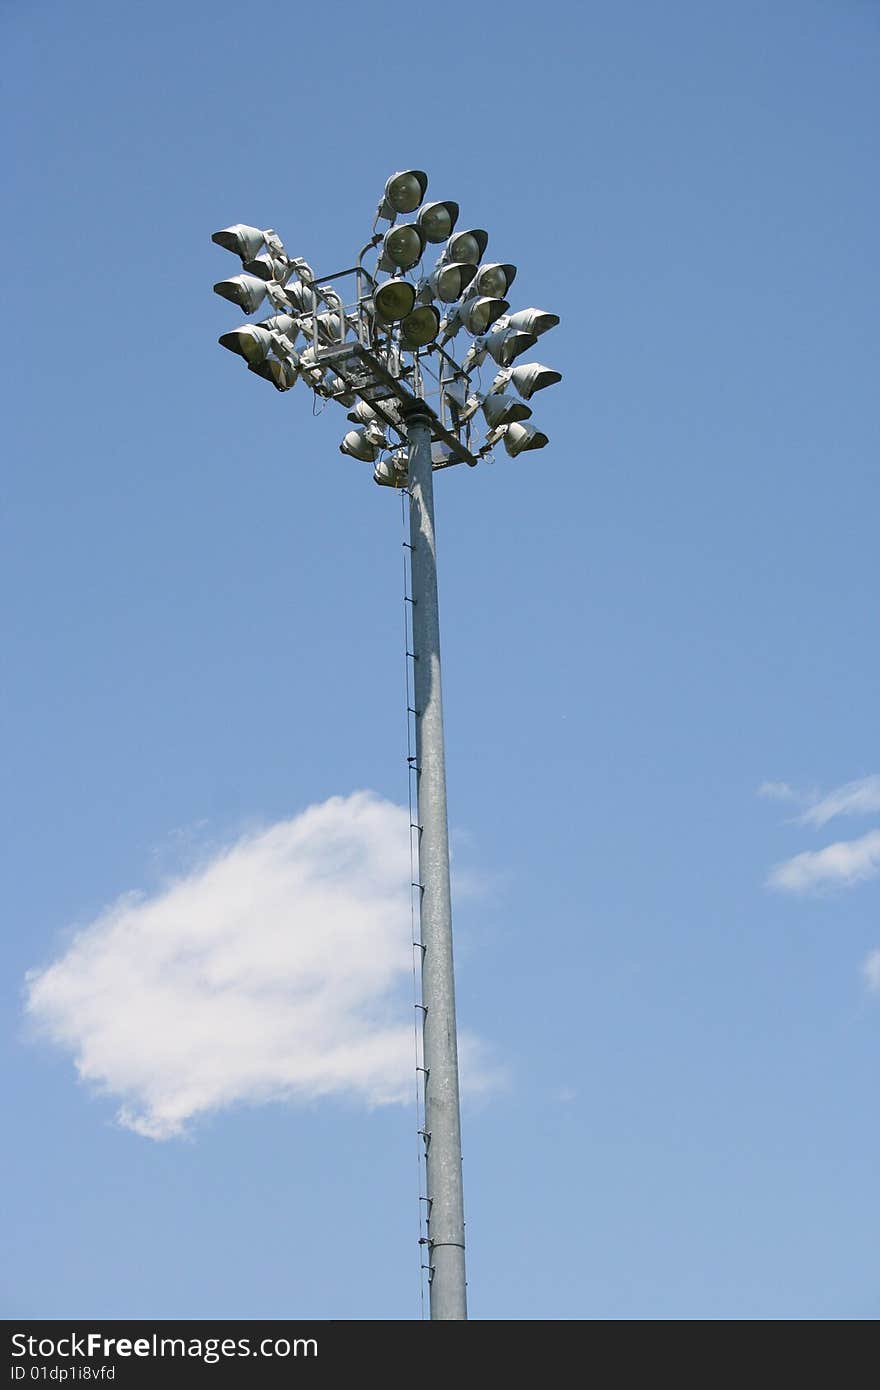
(347, 400, 381, 425)
(248, 357, 299, 391)
(441, 229, 488, 266)
(400, 304, 441, 350)
(422, 261, 478, 303)
(377, 170, 429, 221)
(480, 326, 538, 367)
(373, 451, 409, 487)
(497, 362, 562, 400)
(374, 277, 417, 322)
(417, 201, 459, 243)
(255, 312, 298, 338)
(212, 224, 266, 261)
(315, 310, 344, 342)
(460, 296, 508, 336)
(340, 428, 379, 462)
(218, 324, 275, 365)
(243, 252, 291, 284)
(346, 400, 394, 425)
(502, 422, 549, 457)
(213, 274, 268, 314)
(501, 307, 560, 337)
(471, 263, 517, 298)
(442, 296, 508, 341)
(283, 280, 318, 313)
(481, 393, 532, 429)
(380, 222, 426, 272)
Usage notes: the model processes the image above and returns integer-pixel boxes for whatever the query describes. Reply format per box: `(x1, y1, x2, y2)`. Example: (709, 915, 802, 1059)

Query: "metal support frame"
(404, 400, 467, 1321)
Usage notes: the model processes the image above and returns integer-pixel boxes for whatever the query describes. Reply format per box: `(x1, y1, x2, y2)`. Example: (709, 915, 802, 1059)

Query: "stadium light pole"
(211, 173, 561, 1321)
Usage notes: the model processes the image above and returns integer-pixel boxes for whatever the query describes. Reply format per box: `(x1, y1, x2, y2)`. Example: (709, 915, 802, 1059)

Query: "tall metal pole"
(403, 399, 467, 1321)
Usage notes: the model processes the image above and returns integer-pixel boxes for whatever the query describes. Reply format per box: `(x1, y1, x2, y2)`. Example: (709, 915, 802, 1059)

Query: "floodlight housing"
(213, 274, 268, 314)
(502, 362, 563, 399)
(314, 310, 344, 342)
(243, 251, 291, 284)
(442, 228, 488, 266)
(400, 304, 441, 350)
(502, 307, 560, 337)
(417, 201, 459, 243)
(340, 428, 379, 462)
(481, 392, 532, 429)
(212, 224, 266, 261)
(248, 357, 299, 391)
(378, 169, 429, 220)
(423, 261, 478, 303)
(282, 280, 318, 314)
(471, 263, 517, 298)
(381, 222, 426, 272)
(347, 400, 381, 426)
(373, 456, 408, 487)
(503, 422, 549, 457)
(218, 324, 274, 365)
(481, 326, 538, 367)
(374, 277, 417, 322)
(460, 296, 508, 336)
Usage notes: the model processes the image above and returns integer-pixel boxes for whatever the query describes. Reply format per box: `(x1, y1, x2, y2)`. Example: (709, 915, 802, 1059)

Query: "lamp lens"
(450, 233, 480, 264)
(400, 306, 440, 348)
(385, 225, 423, 269)
(478, 266, 507, 297)
(387, 173, 422, 212)
(375, 279, 417, 321)
(421, 205, 453, 240)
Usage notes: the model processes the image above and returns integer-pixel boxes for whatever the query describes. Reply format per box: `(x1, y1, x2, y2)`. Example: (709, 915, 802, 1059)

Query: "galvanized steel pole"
(404, 400, 467, 1321)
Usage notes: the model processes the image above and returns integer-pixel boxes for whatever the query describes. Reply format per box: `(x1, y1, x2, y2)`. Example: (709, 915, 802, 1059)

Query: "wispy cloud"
(24, 792, 495, 1140)
(768, 829, 880, 895)
(757, 781, 801, 804)
(797, 775, 880, 828)
(862, 950, 880, 994)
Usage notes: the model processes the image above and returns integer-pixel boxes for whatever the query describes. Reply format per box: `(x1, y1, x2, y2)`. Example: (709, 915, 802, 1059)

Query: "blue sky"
(3, 0, 878, 1320)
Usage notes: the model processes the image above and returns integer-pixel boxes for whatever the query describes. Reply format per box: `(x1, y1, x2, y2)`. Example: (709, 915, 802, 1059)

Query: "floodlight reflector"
(503, 307, 560, 337)
(400, 304, 441, 350)
(218, 324, 273, 364)
(374, 277, 417, 322)
(380, 170, 429, 219)
(503, 422, 549, 457)
(507, 362, 562, 399)
(460, 296, 508, 336)
(443, 229, 488, 265)
(425, 261, 478, 303)
(482, 326, 538, 366)
(381, 222, 426, 271)
(213, 274, 268, 314)
(212, 224, 265, 261)
(472, 263, 517, 298)
(417, 201, 459, 243)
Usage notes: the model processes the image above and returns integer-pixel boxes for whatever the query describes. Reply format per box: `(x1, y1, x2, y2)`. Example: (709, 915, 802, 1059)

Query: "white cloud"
(862, 951, 880, 993)
(25, 792, 494, 1139)
(757, 781, 801, 803)
(797, 775, 880, 828)
(768, 829, 880, 895)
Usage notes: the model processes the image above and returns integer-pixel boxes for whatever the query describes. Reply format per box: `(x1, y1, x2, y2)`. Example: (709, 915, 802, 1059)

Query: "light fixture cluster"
(212, 171, 561, 484)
